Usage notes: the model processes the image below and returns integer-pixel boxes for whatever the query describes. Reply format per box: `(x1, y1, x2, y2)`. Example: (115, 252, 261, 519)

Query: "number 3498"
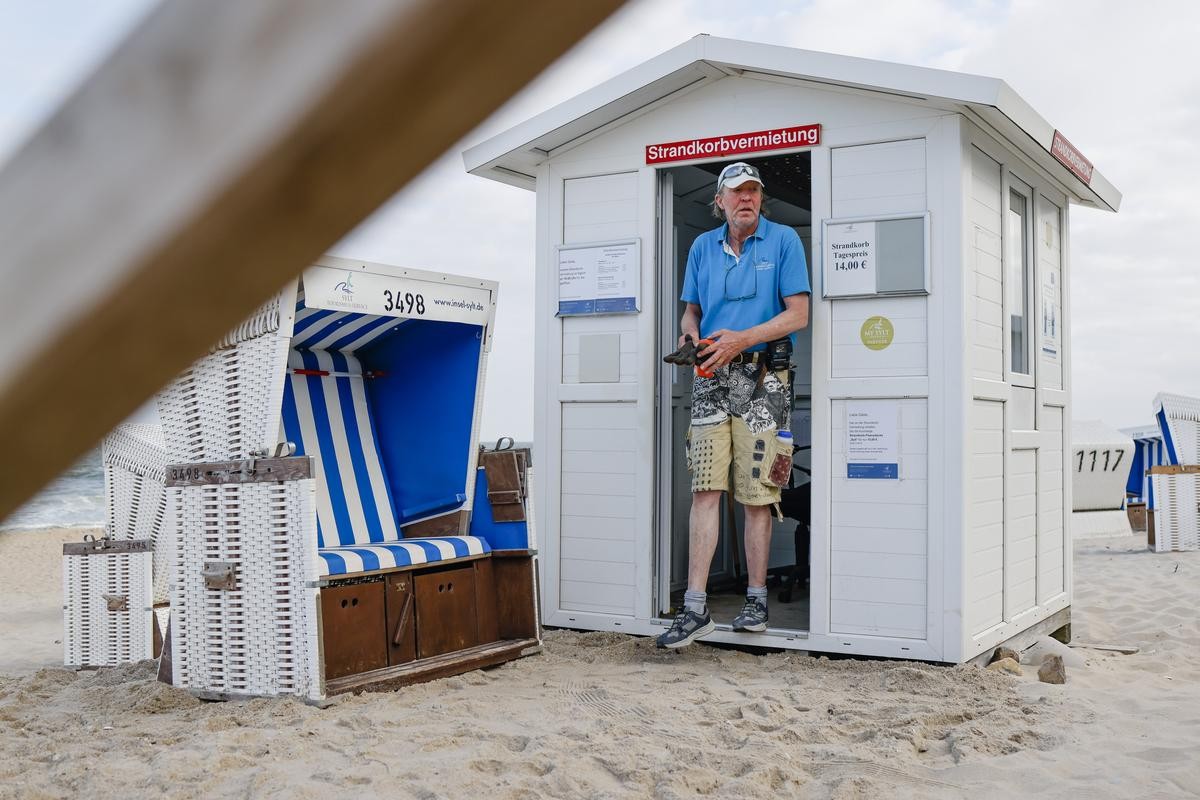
(383, 290, 425, 315)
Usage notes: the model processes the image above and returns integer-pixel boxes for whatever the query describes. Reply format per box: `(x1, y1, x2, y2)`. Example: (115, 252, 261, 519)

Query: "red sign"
(646, 124, 821, 165)
(1050, 130, 1093, 186)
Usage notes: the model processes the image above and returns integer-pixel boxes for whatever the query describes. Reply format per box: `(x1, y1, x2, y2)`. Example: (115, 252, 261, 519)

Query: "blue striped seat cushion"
(318, 536, 491, 577)
(282, 348, 401, 548)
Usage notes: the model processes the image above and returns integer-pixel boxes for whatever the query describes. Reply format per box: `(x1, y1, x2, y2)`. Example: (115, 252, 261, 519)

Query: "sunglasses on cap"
(717, 162, 763, 190)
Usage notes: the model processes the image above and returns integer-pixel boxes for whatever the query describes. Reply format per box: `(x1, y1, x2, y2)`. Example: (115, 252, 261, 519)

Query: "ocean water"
(1, 448, 104, 531)
(0, 440, 531, 532)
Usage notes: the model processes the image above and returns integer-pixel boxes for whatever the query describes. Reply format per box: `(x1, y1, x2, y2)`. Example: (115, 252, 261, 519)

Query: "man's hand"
(699, 328, 756, 370)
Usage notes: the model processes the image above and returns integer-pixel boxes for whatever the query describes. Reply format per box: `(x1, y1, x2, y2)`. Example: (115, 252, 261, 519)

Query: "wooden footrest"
(324, 638, 540, 695)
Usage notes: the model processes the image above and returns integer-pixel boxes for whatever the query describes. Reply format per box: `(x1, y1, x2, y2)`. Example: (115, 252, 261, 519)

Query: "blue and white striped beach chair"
(1121, 423, 1166, 510)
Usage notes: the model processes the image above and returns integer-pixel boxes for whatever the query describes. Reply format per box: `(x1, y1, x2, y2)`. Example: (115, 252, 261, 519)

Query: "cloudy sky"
(2, 0, 1198, 441)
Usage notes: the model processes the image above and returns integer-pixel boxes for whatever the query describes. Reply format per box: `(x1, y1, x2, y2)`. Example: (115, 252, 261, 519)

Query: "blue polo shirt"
(681, 215, 810, 351)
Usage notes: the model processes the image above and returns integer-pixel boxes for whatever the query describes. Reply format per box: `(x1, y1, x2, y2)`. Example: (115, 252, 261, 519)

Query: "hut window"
(1007, 187, 1031, 376)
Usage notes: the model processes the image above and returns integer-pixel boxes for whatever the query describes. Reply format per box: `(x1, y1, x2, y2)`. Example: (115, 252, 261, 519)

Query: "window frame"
(1003, 174, 1036, 388)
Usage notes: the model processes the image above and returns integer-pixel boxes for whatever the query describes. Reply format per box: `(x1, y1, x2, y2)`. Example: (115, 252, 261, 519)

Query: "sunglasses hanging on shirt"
(723, 237, 759, 301)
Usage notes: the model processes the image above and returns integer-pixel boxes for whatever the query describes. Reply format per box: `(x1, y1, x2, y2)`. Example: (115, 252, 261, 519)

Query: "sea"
(0, 440, 532, 532)
(1, 448, 104, 531)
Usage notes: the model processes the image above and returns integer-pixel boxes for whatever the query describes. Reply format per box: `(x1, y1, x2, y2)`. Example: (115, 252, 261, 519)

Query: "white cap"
(717, 161, 764, 191)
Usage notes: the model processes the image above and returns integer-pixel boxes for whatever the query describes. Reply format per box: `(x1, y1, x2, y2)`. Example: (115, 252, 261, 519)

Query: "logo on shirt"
(754, 261, 776, 271)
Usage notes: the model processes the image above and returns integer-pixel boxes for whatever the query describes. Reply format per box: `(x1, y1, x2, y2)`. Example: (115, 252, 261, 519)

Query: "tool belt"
(735, 338, 792, 370)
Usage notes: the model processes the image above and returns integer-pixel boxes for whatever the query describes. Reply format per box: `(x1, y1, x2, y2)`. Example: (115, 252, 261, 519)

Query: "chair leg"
(778, 577, 794, 604)
(777, 521, 797, 604)
(777, 521, 810, 604)
(799, 521, 810, 582)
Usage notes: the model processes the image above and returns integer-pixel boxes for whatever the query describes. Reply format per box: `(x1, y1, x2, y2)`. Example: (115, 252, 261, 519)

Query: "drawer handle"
(393, 592, 414, 646)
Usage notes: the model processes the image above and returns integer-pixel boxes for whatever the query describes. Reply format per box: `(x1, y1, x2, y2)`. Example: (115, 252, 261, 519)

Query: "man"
(656, 161, 810, 649)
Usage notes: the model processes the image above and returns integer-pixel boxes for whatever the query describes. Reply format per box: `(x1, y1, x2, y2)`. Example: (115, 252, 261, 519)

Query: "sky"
(2, 0, 1198, 442)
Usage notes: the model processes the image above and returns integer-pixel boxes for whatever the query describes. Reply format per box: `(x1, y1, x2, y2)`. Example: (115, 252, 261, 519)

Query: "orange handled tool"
(662, 335, 716, 377)
(694, 338, 715, 378)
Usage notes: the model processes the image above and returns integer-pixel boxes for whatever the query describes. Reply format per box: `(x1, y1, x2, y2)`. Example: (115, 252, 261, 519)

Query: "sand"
(1, 527, 1197, 799)
(0, 527, 81, 675)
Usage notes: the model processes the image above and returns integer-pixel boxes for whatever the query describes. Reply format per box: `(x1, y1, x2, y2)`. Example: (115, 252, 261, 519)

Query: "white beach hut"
(465, 36, 1120, 663)
(1069, 420, 1133, 539)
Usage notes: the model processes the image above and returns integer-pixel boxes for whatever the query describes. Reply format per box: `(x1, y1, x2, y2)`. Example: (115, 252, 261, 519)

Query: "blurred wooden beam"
(0, 0, 624, 520)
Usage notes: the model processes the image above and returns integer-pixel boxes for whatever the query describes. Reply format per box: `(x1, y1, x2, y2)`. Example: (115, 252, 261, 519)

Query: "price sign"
(824, 221, 877, 297)
(822, 214, 929, 298)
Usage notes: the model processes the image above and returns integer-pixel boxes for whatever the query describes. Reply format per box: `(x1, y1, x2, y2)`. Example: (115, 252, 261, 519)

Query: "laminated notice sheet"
(846, 400, 899, 479)
(557, 240, 640, 316)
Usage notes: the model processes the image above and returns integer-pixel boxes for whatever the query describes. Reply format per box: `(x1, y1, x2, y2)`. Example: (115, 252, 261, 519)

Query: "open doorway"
(655, 152, 814, 634)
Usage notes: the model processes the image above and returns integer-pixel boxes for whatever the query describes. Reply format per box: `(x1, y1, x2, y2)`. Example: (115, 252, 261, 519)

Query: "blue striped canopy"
(1126, 434, 1166, 508)
(290, 286, 405, 352)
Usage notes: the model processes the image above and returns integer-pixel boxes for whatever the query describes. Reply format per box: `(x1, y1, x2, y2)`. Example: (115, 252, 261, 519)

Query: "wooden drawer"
(385, 572, 417, 666)
(414, 565, 478, 659)
(321, 580, 387, 680)
(474, 558, 499, 645)
(493, 554, 539, 640)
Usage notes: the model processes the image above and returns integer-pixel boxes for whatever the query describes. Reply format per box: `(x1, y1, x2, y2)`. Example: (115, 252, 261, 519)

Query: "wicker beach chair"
(62, 423, 167, 669)
(158, 257, 538, 702)
(1146, 393, 1200, 552)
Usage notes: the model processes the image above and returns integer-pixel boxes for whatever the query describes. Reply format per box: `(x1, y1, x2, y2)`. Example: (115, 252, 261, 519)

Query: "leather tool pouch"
(767, 337, 793, 370)
(758, 434, 793, 489)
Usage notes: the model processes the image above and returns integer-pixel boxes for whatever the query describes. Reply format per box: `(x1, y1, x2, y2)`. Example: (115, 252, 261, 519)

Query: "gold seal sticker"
(860, 316, 894, 350)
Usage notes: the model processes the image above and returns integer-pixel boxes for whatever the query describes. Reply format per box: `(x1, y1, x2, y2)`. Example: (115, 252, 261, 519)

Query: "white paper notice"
(1041, 271, 1059, 360)
(846, 400, 899, 479)
(558, 241, 640, 315)
(824, 221, 877, 297)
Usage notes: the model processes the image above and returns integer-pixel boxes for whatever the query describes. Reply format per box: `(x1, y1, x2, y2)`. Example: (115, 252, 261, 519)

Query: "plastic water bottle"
(768, 430, 793, 486)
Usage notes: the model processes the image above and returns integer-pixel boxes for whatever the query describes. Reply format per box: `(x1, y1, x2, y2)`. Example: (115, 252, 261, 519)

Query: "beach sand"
(1, 527, 1197, 799)
(0, 527, 82, 675)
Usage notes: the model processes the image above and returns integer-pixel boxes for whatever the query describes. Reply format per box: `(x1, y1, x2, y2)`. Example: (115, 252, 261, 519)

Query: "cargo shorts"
(686, 362, 793, 506)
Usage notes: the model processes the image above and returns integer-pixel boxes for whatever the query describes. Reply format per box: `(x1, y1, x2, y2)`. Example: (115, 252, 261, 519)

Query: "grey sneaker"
(655, 607, 715, 649)
(732, 597, 768, 632)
